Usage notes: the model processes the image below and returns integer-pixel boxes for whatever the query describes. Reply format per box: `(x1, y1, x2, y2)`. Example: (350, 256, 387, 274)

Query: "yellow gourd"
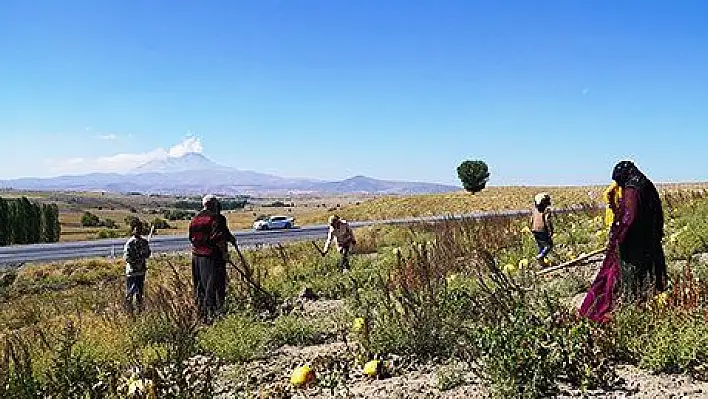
(290, 365, 315, 387)
(352, 317, 366, 333)
(503, 263, 517, 274)
(363, 360, 380, 377)
(654, 292, 669, 309)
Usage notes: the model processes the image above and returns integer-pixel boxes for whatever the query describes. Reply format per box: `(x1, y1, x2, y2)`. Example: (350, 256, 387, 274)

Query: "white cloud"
(44, 136, 204, 175)
(168, 136, 203, 157)
(96, 134, 118, 141)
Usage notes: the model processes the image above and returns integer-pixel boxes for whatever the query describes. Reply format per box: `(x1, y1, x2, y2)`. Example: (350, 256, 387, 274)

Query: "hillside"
(0, 153, 459, 196)
(297, 183, 708, 225)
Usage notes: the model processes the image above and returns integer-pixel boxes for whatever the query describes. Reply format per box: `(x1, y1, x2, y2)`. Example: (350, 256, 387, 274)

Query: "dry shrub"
(351, 214, 618, 397)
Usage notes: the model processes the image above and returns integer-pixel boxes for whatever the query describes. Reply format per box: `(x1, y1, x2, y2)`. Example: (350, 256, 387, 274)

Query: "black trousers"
(533, 231, 553, 259)
(192, 255, 227, 318)
(338, 246, 351, 271)
(125, 274, 145, 313)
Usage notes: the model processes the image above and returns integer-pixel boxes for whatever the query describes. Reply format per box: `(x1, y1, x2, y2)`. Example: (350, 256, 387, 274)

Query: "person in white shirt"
(322, 215, 356, 272)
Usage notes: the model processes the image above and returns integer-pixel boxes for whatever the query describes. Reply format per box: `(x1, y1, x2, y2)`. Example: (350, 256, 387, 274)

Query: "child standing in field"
(124, 222, 151, 314)
(531, 193, 554, 267)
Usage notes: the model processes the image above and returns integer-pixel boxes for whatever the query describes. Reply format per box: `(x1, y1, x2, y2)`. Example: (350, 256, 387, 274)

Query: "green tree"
(101, 218, 118, 229)
(81, 211, 100, 227)
(51, 204, 61, 242)
(6, 200, 17, 244)
(0, 198, 7, 246)
(41, 204, 61, 243)
(27, 199, 42, 244)
(151, 217, 171, 229)
(124, 216, 149, 233)
(12, 198, 31, 244)
(457, 160, 490, 194)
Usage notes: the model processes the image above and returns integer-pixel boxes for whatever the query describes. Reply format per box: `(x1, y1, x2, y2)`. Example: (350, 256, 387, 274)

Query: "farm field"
(1, 190, 374, 242)
(1, 189, 708, 397)
(6, 183, 704, 243)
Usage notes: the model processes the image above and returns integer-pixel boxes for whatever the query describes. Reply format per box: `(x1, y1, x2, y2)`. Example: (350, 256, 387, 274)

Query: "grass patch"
(1, 188, 708, 397)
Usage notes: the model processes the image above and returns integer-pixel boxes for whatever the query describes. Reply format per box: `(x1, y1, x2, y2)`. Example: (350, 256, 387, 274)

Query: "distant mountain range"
(1, 153, 459, 196)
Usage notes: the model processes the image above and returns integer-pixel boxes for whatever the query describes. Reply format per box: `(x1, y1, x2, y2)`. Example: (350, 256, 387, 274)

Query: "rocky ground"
(213, 254, 708, 398)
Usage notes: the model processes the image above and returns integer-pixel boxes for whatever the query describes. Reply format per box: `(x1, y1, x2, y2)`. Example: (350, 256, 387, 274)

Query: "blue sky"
(1, 0, 706, 186)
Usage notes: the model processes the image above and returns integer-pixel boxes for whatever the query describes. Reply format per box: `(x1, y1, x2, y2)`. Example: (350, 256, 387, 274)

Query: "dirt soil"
(216, 265, 708, 398)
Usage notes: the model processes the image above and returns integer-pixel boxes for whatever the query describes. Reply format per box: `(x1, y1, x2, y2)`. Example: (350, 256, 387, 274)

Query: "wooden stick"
(536, 248, 605, 276)
(227, 260, 271, 300)
(311, 241, 325, 257)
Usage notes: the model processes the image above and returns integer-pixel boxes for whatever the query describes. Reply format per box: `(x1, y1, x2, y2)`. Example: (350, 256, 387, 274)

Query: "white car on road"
(252, 215, 296, 230)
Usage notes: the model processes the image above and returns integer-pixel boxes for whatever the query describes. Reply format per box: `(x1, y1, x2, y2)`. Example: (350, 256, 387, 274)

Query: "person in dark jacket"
(609, 160, 667, 295)
(189, 195, 237, 322)
(123, 221, 151, 314)
(580, 161, 667, 322)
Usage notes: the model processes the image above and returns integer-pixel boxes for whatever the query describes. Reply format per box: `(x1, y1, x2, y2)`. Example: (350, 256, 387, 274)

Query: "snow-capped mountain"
(0, 153, 460, 195)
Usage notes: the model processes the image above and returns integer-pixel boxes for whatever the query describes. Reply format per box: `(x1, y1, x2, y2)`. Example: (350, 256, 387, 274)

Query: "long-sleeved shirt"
(323, 221, 355, 253)
(609, 187, 639, 248)
(124, 235, 151, 276)
(189, 209, 234, 260)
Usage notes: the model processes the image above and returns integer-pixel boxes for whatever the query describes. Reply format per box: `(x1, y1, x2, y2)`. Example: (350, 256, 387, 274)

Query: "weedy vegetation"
(1, 188, 708, 397)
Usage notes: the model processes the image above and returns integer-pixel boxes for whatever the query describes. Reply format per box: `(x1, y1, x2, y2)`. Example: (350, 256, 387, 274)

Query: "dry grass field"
(4, 183, 707, 242)
(2, 190, 375, 241)
(2, 190, 708, 397)
(296, 183, 708, 225)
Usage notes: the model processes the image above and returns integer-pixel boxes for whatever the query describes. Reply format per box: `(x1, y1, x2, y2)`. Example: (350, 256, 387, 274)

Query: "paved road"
(0, 207, 590, 266)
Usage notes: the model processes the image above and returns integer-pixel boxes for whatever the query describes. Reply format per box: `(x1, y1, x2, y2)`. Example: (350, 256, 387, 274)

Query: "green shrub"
(151, 217, 171, 229)
(0, 334, 43, 399)
(100, 218, 118, 229)
(268, 315, 325, 348)
(612, 307, 708, 378)
(198, 314, 268, 363)
(436, 363, 467, 391)
(467, 305, 615, 398)
(81, 211, 100, 227)
(96, 229, 121, 239)
(42, 321, 118, 398)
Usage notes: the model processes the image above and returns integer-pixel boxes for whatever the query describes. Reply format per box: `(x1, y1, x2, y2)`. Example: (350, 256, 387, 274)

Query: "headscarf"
(611, 160, 648, 190)
(611, 161, 663, 240)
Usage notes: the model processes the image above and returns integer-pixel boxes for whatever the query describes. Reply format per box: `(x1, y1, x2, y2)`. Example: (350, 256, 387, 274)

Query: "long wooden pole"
(536, 248, 605, 276)
(311, 241, 325, 257)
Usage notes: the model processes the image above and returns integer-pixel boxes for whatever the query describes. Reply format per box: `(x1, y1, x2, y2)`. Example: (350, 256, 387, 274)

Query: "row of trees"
(0, 197, 61, 246)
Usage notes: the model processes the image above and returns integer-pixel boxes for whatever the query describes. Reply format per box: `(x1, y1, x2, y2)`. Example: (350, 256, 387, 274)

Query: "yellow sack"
(604, 182, 622, 227)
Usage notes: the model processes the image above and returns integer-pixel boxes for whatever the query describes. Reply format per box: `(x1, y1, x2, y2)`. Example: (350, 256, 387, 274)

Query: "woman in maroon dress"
(580, 161, 667, 322)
